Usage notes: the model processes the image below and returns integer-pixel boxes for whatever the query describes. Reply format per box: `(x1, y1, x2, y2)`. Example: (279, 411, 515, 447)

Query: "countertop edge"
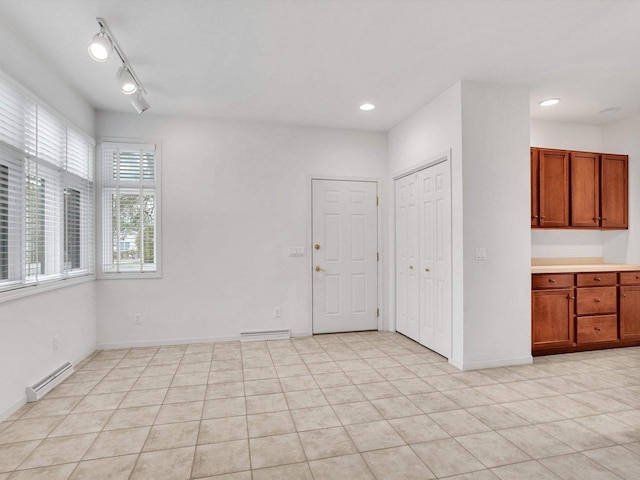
(532, 264, 640, 274)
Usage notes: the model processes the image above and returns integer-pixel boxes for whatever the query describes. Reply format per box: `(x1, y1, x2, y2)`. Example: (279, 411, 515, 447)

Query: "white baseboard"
(96, 335, 239, 350)
(457, 355, 533, 371)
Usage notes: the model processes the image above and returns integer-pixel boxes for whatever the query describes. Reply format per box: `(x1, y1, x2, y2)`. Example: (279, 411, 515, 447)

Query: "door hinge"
(377, 308, 379, 317)
(377, 252, 380, 261)
(376, 196, 379, 206)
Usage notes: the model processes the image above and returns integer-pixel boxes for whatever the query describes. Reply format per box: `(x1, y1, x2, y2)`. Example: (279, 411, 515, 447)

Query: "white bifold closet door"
(396, 160, 451, 358)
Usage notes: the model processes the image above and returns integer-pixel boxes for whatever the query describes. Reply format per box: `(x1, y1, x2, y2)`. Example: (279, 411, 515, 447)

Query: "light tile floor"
(1, 331, 639, 479)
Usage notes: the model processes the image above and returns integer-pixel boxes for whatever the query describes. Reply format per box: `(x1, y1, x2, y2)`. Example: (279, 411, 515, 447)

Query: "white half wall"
(0, 17, 97, 420)
(460, 82, 531, 369)
(602, 113, 640, 264)
(95, 113, 387, 347)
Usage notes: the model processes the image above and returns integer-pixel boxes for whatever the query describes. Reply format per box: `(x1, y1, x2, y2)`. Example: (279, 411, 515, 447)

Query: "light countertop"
(532, 263, 640, 274)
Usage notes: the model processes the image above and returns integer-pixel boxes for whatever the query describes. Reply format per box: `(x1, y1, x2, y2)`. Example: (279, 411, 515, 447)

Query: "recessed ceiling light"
(539, 98, 560, 107)
(360, 103, 375, 111)
(599, 107, 621, 115)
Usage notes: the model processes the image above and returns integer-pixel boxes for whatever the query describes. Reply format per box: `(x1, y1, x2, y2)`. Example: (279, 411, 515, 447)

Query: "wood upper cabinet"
(532, 287, 575, 349)
(531, 148, 539, 227)
(570, 152, 600, 227)
(600, 154, 628, 229)
(530, 148, 628, 230)
(538, 149, 569, 227)
(620, 285, 640, 340)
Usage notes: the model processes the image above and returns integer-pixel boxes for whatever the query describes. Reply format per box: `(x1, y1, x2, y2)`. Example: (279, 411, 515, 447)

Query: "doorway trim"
(392, 150, 454, 359)
(307, 175, 383, 336)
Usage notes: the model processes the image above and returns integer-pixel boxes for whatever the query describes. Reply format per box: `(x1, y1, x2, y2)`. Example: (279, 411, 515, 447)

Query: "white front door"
(395, 173, 419, 341)
(418, 161, 451, 358)
(312, 179, 378, 333)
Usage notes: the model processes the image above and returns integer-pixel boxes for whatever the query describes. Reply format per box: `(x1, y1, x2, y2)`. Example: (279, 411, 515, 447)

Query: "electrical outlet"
(134, 313, 142, 325)
(569, 247, 576, 257)
(53, 336, 59, 351)
(274, 307, 281, 318)
(474, 247, 487, 261)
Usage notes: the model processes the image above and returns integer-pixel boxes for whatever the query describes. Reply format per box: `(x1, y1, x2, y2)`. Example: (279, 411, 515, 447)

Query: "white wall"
(387, 82, 464, 364)
(95, 112, 387, 347)
(388, 82, 531, 370)
(0, 18, 97, 419)
(460, 82, 531, 369)
(530, 120, 605, 259)
(602, 113, 640, 264)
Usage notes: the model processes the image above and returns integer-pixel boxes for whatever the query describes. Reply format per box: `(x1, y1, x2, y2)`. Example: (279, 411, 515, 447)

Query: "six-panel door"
(312, 180, 378, 334)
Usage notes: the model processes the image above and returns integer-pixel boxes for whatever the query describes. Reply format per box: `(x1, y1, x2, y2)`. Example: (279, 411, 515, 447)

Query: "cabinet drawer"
(619, 271, 640, 285)
(576, 272, 617, 287)
(576, 287, 617, 315)
(532, 274, 574, 289)
(576, 315, 618, 344)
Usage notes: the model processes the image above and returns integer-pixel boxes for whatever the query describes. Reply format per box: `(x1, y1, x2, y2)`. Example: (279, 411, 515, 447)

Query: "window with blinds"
(0, 73, 95, 295)
(100, 142, 159, 275)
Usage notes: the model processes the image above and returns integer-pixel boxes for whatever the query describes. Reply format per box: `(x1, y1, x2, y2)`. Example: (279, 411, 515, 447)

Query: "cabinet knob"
(540, 215, 546, 219)
(594, 327, 601, 332)
(548, 278, 556, 283)
(594, 298, 601, 303)
(567, 295, 575, 300)
(594, 277, 601, 281)
(531, 215, 539, 219)
(623, 294, 627, 298)
(636, 275, 640, 279)
(602, 218, 607, 221)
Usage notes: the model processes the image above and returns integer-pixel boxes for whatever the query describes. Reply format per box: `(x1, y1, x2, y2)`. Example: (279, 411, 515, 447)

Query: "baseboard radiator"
(240, 329, 291, 342)
(26, 362, 74, 402)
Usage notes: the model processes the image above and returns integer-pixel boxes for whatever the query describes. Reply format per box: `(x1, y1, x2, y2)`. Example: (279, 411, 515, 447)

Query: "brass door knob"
(425, 268, 430, 272)
(314, 244, 320, 250)
(409, 265, 414, 269)
(315, 265, 326, 272)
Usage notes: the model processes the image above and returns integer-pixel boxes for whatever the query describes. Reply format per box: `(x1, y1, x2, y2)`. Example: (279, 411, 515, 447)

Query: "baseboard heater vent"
(26, 362, 74, 402)
(240, 329, 291, 342)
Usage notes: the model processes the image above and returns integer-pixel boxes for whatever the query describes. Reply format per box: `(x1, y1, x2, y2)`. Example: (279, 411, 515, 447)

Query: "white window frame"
(0, 70, 95, 304)
(97, 138, 162, 279)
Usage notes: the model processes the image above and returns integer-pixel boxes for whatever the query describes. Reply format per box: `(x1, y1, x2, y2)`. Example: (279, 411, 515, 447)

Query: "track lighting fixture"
(118, 66, 137, 95)
(130, 92, 150, 113)
(88, 29, 112, 62)
(88, 17, 150, 112)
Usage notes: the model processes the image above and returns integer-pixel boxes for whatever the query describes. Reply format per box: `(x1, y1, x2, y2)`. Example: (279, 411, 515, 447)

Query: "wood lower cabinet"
(532, 288, 575, 350)
(532, 270, 640, 355)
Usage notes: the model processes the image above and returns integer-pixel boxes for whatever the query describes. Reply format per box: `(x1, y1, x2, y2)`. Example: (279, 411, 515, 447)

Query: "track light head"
(88, 29, 112, 62)
(130, 92, 150, 113)
(117, 66, 138, 95)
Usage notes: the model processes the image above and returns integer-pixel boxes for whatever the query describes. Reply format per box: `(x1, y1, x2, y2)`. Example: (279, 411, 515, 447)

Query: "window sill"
(97, 271, 162, 280)
(0, 274, 96, 305)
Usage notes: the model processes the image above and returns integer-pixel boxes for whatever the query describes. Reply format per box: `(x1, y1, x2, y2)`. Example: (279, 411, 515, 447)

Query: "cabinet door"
(620, 286, 640, 340)
(531, 148, 539, 227)
(532, 289, 575, 349)
(570, 152, 600, 227)
(601, 154, 628, 229)
(539, 150, 569, 227)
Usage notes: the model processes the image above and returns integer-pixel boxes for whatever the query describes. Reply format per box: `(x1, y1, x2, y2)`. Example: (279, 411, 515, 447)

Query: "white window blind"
(0, 72, 95, 295)
(100, 142, 159, 275)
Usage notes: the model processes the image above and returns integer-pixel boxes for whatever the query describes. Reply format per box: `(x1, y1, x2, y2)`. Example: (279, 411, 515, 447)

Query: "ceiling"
(1, 0, 639, 131)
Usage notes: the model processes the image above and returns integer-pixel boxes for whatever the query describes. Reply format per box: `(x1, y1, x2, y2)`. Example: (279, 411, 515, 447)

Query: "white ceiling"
(1, 0, 639, 131)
